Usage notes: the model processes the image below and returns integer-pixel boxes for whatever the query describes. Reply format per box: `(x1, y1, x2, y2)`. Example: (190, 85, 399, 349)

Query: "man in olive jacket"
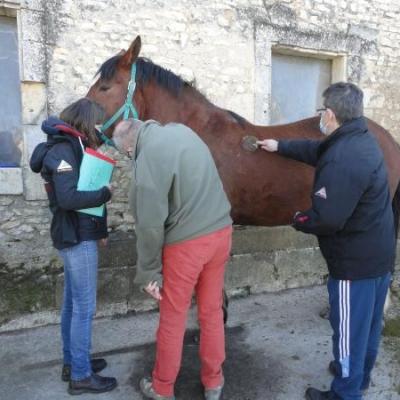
(258, 82, 395, 400)
(113, 119, 232, 400)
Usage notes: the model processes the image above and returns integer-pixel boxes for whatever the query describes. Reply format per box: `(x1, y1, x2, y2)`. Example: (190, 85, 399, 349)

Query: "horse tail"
(392, 181, 400, 240)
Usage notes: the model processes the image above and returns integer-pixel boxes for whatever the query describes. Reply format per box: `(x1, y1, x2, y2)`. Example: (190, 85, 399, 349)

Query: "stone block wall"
(0, 225, 324, 331)
(1, 220, 399, 332)
(1, 0, 400, 330)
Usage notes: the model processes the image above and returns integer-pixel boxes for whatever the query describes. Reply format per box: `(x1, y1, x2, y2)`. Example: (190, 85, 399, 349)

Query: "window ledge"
(0, 1, 20, 9)
(0, 2, 20, 17)
(0, 167, 23, 194)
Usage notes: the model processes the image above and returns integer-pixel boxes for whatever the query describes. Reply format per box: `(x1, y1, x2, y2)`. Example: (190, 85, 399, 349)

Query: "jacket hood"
(30, 117, 86, 173)
(30, 142, 50, 173)
(41, 116, 87, 140)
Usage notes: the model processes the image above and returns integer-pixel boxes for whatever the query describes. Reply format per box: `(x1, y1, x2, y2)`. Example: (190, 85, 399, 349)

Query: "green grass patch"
(383, 317, 400, 337)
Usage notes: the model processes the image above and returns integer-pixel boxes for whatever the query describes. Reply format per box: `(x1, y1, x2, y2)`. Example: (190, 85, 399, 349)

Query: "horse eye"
(99, 85, 110, 92)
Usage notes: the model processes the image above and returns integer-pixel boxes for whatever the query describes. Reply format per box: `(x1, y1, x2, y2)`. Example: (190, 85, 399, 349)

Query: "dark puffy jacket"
(30, 117, 111, 250)
(278, 117, 396, 280)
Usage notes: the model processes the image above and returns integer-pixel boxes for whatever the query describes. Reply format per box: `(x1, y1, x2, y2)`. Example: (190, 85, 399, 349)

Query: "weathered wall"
(1, 0, 400, 330)
(0, 225, 333, 331)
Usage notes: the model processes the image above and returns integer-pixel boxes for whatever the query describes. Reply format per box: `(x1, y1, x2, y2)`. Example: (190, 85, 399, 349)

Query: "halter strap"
(99, 63, 139, 147)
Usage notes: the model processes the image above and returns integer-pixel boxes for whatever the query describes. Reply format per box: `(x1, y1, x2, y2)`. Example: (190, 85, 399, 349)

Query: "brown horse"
(87, 36, 400, 231)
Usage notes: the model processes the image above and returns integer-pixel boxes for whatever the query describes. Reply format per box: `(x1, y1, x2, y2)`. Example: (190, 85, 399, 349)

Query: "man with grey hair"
(113, 119, 232, 400)
(258, 82, 395, 400)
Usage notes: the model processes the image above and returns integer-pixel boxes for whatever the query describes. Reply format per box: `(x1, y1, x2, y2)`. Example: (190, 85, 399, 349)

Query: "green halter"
(97, 63, 139, 147)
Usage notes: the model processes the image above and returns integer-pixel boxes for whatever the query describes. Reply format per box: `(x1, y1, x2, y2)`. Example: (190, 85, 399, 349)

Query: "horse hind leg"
(192, 289, 229, 344)
(392, 181, 400, 240)
(223, 289, 229, 325)
(385, 181, 400, 317)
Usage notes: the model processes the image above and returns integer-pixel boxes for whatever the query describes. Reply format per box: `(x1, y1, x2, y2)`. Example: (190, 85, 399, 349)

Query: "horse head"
(87, 36, 143, 137)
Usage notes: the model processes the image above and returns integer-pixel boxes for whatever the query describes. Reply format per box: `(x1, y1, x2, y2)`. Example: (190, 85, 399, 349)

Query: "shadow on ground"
(2, 287, 399, 400)
(128, 325, 284, 400)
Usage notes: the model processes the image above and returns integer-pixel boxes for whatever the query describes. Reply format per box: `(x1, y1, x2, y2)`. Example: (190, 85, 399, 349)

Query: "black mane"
(96, 55, 248, 126)
(96, 56, 187, 97)
(227, 110, 247, 128)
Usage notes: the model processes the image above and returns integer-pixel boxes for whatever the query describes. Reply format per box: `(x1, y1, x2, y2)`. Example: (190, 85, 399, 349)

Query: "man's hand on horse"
(257, 139, 278, 152)
(145, 281, 163, 301)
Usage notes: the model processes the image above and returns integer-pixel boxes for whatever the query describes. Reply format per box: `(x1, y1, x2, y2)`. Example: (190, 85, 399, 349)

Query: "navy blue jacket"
(30, 117, 111, 250)
(278, 117, 395, 280)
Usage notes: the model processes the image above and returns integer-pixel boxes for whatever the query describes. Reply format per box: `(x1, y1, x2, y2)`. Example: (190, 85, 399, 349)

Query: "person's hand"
(144, 281, 163, 301)
(256, 139, 278, 152)
(102, 184, 113, 202)
(103, 184, 113, 201)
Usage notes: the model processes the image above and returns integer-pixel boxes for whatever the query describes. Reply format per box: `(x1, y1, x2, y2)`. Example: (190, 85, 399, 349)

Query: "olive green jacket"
(129, 120, 232, 287)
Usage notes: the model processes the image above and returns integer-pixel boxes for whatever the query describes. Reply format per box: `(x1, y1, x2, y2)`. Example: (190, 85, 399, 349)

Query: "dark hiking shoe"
(139, 377, 175, 399)
(328, 360, 370, 391)
(305, 388, 340, 400)
(68, 373, 117, 395)
(62, 358, 107, 382)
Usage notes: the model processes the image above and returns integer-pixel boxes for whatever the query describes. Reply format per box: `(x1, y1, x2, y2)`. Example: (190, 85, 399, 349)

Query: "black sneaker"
(305, 387, 340, 400)
(62, 359, 107, 382)
(68, 373, 117, 395)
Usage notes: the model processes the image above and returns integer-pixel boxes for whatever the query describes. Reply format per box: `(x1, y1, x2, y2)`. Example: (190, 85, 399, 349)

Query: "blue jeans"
(328, 272, 391, 400)
(59, 240, 98, 381)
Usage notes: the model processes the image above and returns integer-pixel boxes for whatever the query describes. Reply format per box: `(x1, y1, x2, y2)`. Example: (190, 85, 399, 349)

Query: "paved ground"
(0, 286, 399, 400)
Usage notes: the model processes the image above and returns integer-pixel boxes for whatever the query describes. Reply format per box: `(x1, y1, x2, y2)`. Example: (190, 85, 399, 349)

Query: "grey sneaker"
(204, 378, 224, 400)
(139, 377, 175, 400)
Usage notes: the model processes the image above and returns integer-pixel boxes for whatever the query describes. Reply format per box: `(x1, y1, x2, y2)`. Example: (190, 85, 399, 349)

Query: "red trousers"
(152, 225, 232, 396)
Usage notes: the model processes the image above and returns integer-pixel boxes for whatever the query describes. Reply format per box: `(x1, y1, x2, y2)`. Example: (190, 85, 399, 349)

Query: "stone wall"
(1, 220, 399, 332)
(0, 226, 322, 331)
(1, 0, 400, 330)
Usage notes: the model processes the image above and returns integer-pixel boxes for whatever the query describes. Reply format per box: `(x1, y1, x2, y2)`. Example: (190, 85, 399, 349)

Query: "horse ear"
(120, 36, 141, 67)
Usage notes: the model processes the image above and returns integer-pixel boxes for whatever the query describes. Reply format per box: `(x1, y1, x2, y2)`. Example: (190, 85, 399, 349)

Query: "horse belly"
(218, 153, 315, 226)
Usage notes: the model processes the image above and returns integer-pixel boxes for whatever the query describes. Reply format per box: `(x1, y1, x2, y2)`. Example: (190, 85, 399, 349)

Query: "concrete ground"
(0, 286, 399, 400)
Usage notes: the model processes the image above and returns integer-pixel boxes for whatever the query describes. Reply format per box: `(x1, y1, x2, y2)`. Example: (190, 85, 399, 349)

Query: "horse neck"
(138, 82, 325, 144)
(140, 82, 227, 133)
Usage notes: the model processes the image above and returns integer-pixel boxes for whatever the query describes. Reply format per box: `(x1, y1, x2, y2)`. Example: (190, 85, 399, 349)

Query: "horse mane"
(96, 56, 190, 97)
(96, 55, 248, 126)
(226, 110, 247, 128)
